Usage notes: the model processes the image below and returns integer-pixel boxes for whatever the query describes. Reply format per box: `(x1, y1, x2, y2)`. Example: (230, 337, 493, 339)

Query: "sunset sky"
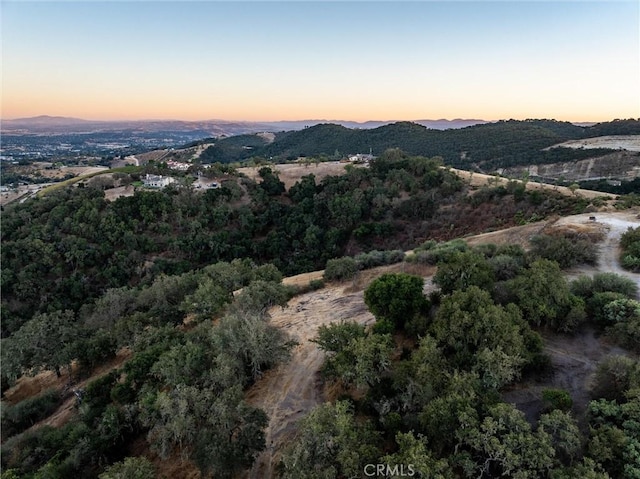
(2, 1, 639, 123)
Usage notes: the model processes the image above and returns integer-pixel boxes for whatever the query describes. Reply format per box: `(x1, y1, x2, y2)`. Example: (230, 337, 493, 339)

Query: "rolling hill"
(200, 119, 640, 174)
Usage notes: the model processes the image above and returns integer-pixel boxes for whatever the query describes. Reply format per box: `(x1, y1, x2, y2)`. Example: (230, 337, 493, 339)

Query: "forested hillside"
(199, 119, 640, 171)
(1, 152, 591, 337)
(1, 152, 637, 479)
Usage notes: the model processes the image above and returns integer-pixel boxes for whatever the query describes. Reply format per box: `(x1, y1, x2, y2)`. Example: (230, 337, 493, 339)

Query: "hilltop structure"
(142, 174, 174, 188)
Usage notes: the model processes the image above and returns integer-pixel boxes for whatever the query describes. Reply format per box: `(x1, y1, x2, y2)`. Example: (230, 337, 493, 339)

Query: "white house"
(143, 174, 175, 188)
(348, 153, 375, 164)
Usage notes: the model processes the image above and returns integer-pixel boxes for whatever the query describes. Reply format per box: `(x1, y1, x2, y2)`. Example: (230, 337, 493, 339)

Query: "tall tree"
(2, 310, 81, 378)
(364, 273, 428, 330)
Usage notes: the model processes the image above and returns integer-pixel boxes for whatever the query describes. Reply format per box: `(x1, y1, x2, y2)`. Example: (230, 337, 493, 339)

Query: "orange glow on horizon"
(3, 91, 636, 124)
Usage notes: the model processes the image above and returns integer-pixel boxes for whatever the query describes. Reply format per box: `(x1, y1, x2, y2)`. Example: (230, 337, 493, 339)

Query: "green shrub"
(0, 423, 79, 475)
(542, 388, 573, 412)
(587, 292, 628, 326)
(252, 263, 283, 283)
(621, 254, 640, 271)
(571, 273, 638, 300)
(434, 250, 495, 295)
(74, 329, 117, 374)
(409, 239, 469, 265)
(561, 297, 588, 332)
(495, 244, 527, 258)
(323, 257, 358, 281)
(620, 226, 640, 272)
(489, 254, 526, 281)
(354, 250, 405, 269)
(1, 390, 62, 441)
(590, 356, 640, 402)
(308, 279, 325, 291)
(591, 273, 638, 298)
(529, 234, 597, 269)
(605, 298, 640, 351)
(615, 193, 640, 209)
(371, 318, 395, 335)
(364, 273, 429, 331)
(230, 280, 289, 314)
(472, 243, 498, 258)
(99, 456, 155, 479)
(80, 371, 119, 423)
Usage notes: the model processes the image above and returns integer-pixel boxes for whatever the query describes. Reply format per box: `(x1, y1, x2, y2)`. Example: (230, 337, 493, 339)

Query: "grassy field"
(36, 166, 142, 196)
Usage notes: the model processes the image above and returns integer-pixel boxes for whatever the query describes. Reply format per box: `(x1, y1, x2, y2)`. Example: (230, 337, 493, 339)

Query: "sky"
(1, 1, 639, 122)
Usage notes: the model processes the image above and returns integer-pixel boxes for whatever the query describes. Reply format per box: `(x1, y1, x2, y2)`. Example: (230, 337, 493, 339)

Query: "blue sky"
(2, 1, 639, 121)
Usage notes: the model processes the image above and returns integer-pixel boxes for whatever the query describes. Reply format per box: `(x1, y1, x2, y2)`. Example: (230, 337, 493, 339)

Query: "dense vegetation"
(198, 133, 270, 164)
(579, 177, 640, 195)
(1, 258, 295, 478)
(1, 151, 590, 337)
(1, 150, 638, 478)
(620, 226, 640, 272)
(199, 119, 640, 171)
(282, 244, 640, 478)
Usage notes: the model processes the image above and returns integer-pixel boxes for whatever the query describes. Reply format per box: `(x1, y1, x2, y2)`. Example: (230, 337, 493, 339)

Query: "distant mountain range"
(1, 115, 494, 135)
(197, 119, 640, 172)
(3, 116, 637, 176)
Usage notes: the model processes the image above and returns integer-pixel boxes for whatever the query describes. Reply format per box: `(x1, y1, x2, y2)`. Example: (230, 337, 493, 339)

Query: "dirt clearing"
(550, 135, 640, 152)
(238, 161, 353, 190)
(557, 211, 640, 286)
(103, 184, 136, 201)
(503, 327, 632, 424)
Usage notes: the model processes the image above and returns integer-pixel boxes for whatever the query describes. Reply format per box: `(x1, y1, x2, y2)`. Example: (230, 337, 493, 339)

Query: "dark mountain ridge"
(200, 118, 640, 170)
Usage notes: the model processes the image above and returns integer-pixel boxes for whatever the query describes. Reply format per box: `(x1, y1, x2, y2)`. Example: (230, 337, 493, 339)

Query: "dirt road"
(557, 211, 640, 287)
(450, 167, 611, 200)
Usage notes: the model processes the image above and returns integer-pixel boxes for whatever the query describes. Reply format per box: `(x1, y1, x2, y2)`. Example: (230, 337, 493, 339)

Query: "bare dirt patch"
(465, 221, 548, 249)
(241, 163, 614, 199)
(32, 166, 109, 180)
(281, 270, 324, 288)
(104, 184, 136, 201)
(503, 327, 632, 424)
(135, 149, 170, 164)
(246, 285, 377, 479)
(59, 166, 109, 177)
(246, 263, 433, 478)
(550, 135, 640, 152)
(238, 161, 352, 190)
(501, 151, 640, 183)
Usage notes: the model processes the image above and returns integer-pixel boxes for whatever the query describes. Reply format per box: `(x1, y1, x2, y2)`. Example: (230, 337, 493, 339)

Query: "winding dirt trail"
(246, 286, 376, 479)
